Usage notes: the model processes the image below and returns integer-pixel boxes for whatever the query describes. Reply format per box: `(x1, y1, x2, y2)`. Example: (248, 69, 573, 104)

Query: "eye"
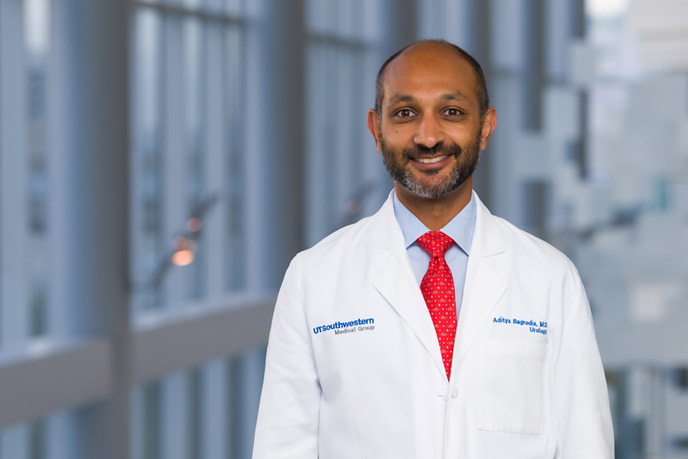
(394, 108, 415, 118)
(443, 108, 463, 116)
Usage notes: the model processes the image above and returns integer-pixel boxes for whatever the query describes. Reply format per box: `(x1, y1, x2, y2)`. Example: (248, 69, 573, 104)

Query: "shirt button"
(451, 388, 459, 399)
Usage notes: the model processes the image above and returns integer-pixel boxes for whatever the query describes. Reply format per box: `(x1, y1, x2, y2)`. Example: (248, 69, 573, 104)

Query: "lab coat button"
(451, 388, 459, 399)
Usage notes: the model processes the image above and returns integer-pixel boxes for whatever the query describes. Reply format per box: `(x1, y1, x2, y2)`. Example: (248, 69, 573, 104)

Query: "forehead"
(382, 44, 479, 107)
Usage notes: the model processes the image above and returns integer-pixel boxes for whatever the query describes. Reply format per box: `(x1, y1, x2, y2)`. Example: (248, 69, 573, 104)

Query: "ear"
(479, 107, 497, 150)
(367, 109, 383, 153)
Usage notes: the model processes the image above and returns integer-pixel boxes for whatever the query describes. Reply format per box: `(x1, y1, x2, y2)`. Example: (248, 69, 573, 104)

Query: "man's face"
(368, 43, 496, 200)
(379, 122, 482, 199)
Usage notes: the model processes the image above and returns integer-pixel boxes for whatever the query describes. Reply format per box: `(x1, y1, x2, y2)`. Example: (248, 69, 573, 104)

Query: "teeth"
(417, 155, 447, 164)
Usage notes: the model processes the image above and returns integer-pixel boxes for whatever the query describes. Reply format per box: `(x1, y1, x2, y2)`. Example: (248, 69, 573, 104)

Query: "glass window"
(0, 0, 51, 352)
(417, 0, 472, 47)
(129, 3, 256, 459)
(305, 0, 386, 246)
(131, 348, 265, 459)
(131, 7, 165, 311)
(130, 1, 247, 313)
(574, 2, 688, 456)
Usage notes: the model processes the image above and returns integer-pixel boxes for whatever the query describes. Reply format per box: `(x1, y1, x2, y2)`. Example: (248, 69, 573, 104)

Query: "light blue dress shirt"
(392, 190, 477, 314)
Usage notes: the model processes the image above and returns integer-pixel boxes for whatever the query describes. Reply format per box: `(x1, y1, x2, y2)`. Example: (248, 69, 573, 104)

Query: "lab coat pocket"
(476, 340, 549, 435)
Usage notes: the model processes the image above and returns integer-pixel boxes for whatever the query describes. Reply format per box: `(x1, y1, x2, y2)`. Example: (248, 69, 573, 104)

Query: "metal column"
(45, 1, 131, 458)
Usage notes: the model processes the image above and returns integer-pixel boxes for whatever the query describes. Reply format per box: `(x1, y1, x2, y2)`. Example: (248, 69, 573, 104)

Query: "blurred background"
(0, 0, 686, 458)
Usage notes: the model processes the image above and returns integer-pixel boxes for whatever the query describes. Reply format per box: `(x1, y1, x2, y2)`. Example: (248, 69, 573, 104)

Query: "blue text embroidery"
(493, 316, 548, 335)
(313, 317, 375, 335)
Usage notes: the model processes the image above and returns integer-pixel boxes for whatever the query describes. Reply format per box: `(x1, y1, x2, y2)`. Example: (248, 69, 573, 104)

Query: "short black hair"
(374, 39, 490, 117)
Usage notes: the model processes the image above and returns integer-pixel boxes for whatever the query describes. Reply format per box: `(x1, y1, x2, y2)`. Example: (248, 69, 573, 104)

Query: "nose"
(413, 114, 444, 149)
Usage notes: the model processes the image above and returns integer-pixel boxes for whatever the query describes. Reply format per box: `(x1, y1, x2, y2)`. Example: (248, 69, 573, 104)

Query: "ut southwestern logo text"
(313, 317, 375, 336)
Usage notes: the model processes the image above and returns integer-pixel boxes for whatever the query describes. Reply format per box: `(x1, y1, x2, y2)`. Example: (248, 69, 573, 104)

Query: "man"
(253, 40, 614, 458)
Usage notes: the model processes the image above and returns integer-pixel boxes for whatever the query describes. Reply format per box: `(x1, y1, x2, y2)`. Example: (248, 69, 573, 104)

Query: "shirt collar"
(392, 189, 476, 255)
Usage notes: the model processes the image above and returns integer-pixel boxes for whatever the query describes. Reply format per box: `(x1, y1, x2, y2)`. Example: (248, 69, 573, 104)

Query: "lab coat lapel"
(368, 195, 447, 380)
(453, 193, 507, 369)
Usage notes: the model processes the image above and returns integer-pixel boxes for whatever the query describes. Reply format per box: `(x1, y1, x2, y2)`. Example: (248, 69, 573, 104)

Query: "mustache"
(403, 142, 462, 159)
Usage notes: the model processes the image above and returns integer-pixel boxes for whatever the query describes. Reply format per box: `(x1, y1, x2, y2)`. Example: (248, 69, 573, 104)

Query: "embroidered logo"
(312, 317, 375, 335)
(493, 316, 548, 335)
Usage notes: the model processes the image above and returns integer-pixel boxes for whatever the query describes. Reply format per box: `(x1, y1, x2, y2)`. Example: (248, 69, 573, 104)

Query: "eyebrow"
(387, 94, 416, 106)
(386, 91, 470, 107)
(441, 92, 469, 102)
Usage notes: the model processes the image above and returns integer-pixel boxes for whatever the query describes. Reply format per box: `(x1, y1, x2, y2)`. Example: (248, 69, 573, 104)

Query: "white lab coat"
(253, 192, 614, 459)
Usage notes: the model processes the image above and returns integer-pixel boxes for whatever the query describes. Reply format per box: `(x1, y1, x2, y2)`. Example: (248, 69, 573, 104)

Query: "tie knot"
(417, 231, 454, 258)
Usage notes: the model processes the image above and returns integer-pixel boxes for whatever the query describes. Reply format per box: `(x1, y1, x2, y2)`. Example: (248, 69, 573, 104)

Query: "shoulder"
(486, 211, 580, 280)
(482, 213, 590, 321)
(290, 211, 381, 272)
(310, 213, 376, 252)
(497, 215, 567, 259)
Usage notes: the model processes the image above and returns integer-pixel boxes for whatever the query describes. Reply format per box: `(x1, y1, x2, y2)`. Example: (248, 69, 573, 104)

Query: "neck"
(394, 178, 473, 231)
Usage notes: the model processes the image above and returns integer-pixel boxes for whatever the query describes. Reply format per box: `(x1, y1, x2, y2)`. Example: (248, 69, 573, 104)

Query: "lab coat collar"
(368, 190, 507, 381)
(452, 192, 507, 372)
(369, 193, 447, 379)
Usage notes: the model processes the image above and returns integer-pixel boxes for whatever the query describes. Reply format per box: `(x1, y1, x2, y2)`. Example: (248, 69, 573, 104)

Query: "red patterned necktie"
(417, 231, 456, 380)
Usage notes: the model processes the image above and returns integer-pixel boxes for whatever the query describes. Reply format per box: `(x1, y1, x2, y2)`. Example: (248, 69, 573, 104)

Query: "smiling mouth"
(414, 155, 450, 164)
